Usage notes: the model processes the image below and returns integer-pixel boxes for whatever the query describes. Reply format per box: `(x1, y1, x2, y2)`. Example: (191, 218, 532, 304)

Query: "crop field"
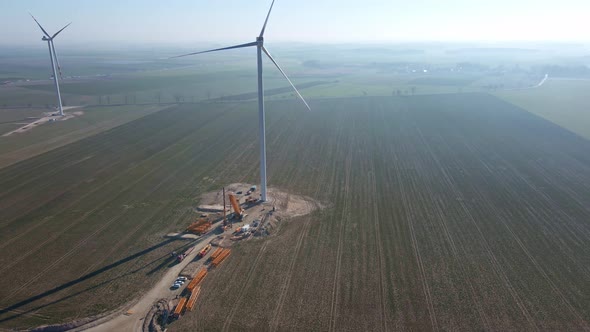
(175, 94, 590, 331)
(0, 94, 589, 330)
(0, 105, 168, 169)
(496, 78, 590, 139)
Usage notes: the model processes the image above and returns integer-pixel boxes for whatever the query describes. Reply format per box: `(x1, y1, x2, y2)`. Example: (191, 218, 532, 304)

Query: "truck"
(176, 246, 194, 263)
(197, 244, 211, 258)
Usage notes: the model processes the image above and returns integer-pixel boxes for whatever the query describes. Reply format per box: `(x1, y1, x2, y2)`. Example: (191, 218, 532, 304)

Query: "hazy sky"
(1, 0, 589, 45)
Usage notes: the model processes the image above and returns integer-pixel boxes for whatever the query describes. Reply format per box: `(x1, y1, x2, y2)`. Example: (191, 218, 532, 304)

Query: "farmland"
(0, 93, 589, 330)
(496, 78, 590, 139)
(0, 105, 168, 169)
(173, 94, 590, 331)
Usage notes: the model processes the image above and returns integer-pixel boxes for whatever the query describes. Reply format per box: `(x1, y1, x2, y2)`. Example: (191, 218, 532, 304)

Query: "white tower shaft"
(169, 1, 311, 203)
(257, 41, 267, 201)
(47, 40, 64, 116)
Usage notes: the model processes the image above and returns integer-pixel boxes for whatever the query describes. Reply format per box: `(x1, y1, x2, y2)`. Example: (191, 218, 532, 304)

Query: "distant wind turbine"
(30, 14, 71, 116)
(171, 0, 310, 202)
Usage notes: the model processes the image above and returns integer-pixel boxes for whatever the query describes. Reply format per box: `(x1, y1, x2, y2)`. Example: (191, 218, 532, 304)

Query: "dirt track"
(80, 185, 318, 332)
(81, 236, 214, 332)
(2, 108, 83, 137)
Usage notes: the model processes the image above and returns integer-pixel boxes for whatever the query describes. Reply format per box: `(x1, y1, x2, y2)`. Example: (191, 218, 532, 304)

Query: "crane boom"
(228, 193, 242, 218)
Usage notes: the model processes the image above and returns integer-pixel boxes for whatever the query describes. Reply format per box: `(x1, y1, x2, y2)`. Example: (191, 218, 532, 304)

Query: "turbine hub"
(257, 36, 264, 45)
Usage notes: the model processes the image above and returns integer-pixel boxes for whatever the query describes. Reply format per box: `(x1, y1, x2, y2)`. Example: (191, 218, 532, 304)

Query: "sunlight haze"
(1, 0, 589, 45)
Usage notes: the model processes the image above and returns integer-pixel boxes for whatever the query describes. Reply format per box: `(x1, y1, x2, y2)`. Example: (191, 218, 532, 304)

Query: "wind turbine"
(30, 14, 71, 116)
(171, 0, 310, 202)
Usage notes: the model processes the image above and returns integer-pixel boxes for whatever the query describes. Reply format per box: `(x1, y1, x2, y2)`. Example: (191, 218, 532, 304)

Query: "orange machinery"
(197, 244, 211, 258)
(209, 247, 224, 261)
(186, 268, 207, 292)
(173, 297, 187, 318)
(211, 248, 231, 267)
(186, 286, 201, 311)
(228, 193, 242, 219)
(187, 218, 212, 235)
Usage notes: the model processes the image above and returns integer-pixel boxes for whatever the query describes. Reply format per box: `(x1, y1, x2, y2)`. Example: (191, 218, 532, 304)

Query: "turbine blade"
(169, 41, 257, 59)
(52, 22, 72, 39)
(262, 46, 311, 111)
(29, 13, 50, 38)
(259, 0, 276, 37)
(50, 40, 63, 80)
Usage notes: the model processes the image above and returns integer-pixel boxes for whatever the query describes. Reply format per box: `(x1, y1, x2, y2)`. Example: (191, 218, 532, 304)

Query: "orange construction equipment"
(197, 244, 211, 258)
(173, 297, 187, 318)
(228, 193, 242, 218)
(209, 247, 224, 261)
(186, 286, 202, 311)
(187, 218, 212, 235)
(211, 248, 231, 267)
(186, 268, 207, 292)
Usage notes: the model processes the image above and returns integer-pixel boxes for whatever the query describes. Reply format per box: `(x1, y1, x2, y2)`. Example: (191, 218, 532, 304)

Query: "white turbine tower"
(171, 0, 310, 202)
(30, 14, 71, 117)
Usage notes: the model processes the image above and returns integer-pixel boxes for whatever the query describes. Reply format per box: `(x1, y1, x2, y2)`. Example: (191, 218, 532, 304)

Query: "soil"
(74, 184, 319, 332)
(2, 108, 84, 137)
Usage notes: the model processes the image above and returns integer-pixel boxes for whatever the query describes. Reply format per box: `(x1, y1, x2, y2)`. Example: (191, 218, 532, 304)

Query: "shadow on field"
(0, 237, 200, 323)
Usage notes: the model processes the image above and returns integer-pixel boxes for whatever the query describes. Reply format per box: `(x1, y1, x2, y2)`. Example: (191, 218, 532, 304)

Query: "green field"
(0, 94, 589, 330)
(0, 105, 167, 169)
(1, 43, 589, 331)
(496, 79, 590, 139)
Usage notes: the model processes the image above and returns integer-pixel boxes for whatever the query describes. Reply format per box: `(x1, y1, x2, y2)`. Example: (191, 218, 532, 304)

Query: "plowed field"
(1, 94, 589, 331)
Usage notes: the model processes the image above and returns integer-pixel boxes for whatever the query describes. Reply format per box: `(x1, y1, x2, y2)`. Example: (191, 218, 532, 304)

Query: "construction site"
(82, 183, 319, 332)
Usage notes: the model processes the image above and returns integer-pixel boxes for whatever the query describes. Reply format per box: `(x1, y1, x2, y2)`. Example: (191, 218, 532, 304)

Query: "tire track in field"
(269, 136, 326, 331)
(0, 106, 174, 194)
(0, 140, 190, 267)
(269, 216, 312, 332)
(3, 308, 51, 320)
(3, 165, 184, 306)
(74, 118, 252, 281)
(0, 123, 131, 199)
(490, 148, 589, 275)
(0, 105, 167, 172)
(534, 161, 590, 216)
(468, 134, 589, 255)
(469, 144, 589, 328)
(500, 215, 589, 329)
(502, 152, 590, 242)
(221, 240, 269, 332)
(211, 111, 305, 331)
(1, 212, 124, 303)
(397, 168, 439, 332)
(77, 208, 192, 279)
(68, 108, 252, 279)
(488, 135, 590, 243)
(413, 126, 537, 330)
(392, 123, 438, 331)
(368, 147, 388, 331)
(412, 129, 491, 329)
(0, 133, 201, 287)
(481, 131, 590, 245)
(0, 138, 205, 304)
(0, 216, 53, 251)
(0, 106, 234, 255)
(0, 106, 223, 228)
(328, 143, 354, 332)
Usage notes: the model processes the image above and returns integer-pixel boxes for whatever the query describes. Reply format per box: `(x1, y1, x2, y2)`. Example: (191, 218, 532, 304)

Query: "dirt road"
(2, 108, 83, 137)
(81, 237, 215, 332)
